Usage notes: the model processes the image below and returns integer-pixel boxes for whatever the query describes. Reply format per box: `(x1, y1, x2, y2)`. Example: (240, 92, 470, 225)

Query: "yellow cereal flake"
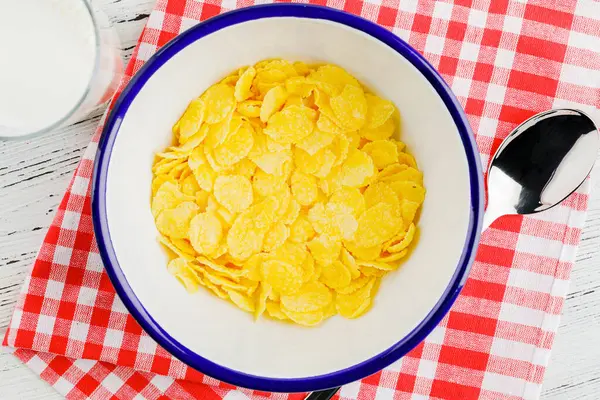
(285, 76, 314, 97)
(307, 235, 341, 266)
(289, 215, 316, 243)
(330, 84, 368, 131)
(281, 307, 325, 327)
(264, 105, 316, 145)
(386, 223, 417, 253)
(151, 59, 425, 326)
(227, 289, 255, 313)
(189, 211, 223, 256)
(343, 130, 361, 149)
(363, 182, 400, 210)
(340, 248, 361, 279)
(251, 149, 292, 176)
(237, 100, 262, 118)
(401, 199, 420, 226)
(336, 277, 376, 318)
(291, 170, 318, 206)
(281, 281, 332, 313)
(301, 253, 316, 282)
(280, 198, 301, 225)
(328, 187, 365, 217)
(181, 174, 201, 197)
(339, 148, 375, 188)
(213, 121, 254, 167)
(336, 274, 370, 295)
(308, 64, 360, 95)
(293, 61, 311, 76)
(231, 158, 257, 180)
(227, 216, 264, 261)
(377, 249, 408, 262)
(359, 117, 395, 141)
(320, 260, 352, 289)
(255, 283, 272, 319)
(213, 175, 253, 213)
(260, 85, 288, 122)
(151, 181, 192, 218)
(155, 201, 199, 239)
(202, 84, 236, 124)
(266, 301, 288, 320)
(307, 203, 339, 238)
(158, 235, 195, 261)
(365, 94, 395, 129)
(397, 152, 418, 168)
(362, 140, 399, 170)
(261, 259, 304, 295)
(262, 222, 290, 252)
(357, 259, 395, 271)
(177, 98, 205, 143)
(354, 202, 403, 248)
(168, 258, 201, 293)
(296, 128, 335, 156)
(381, 166, 424, 186)
(389, 181, 426, 205)
(234, 66, 256, 102)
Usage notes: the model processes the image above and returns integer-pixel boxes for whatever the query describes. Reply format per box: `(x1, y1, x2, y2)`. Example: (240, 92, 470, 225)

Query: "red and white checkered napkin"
(4, 0, 600, 399)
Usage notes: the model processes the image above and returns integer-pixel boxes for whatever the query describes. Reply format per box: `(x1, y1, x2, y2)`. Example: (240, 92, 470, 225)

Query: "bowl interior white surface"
(104, 17, 472, 378)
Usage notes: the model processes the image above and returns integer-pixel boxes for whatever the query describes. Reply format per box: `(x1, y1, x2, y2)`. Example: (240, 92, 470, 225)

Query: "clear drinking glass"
(0, 0, 123, 140)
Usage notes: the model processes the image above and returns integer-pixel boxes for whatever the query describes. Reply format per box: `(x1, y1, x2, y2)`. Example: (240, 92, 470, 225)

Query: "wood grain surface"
(1, 0, 598, 398)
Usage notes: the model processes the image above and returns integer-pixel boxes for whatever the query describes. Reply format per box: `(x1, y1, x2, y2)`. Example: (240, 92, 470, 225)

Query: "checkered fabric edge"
(4, 0, 600, 399)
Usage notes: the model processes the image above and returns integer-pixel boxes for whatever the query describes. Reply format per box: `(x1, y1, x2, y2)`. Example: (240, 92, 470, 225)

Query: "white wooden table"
(1, 0, 599, 398)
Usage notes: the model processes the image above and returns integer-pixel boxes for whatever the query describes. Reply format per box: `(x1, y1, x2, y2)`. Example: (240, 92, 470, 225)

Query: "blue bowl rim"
(92, 3, 484, 393)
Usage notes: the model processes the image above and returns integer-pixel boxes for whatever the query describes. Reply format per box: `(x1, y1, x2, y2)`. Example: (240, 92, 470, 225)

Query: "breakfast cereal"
(151, 59, 425, 326)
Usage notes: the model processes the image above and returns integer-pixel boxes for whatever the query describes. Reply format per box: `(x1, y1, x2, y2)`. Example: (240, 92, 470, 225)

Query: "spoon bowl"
(484, 109, 599, 229)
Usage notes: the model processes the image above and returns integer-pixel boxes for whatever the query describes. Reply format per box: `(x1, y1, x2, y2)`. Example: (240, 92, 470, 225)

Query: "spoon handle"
(304, 387, 341, 400)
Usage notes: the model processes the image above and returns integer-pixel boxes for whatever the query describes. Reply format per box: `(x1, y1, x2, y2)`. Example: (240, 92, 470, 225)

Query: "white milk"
(0, 0, 97, 137)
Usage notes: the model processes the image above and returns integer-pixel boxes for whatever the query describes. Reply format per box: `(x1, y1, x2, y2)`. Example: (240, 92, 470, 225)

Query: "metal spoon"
(304, 108, 598, 400)
(484, 108, 598, 229)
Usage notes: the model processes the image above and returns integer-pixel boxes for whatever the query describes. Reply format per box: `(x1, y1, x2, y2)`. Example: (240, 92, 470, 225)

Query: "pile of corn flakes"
(151, 59, 425, 327)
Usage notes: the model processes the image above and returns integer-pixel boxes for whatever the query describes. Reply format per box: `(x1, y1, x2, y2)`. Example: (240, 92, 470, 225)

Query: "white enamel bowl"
(92, 4, 484, 393)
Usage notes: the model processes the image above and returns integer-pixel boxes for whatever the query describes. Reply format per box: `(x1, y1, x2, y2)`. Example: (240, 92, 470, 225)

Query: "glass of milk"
(0, 0, 123, 139)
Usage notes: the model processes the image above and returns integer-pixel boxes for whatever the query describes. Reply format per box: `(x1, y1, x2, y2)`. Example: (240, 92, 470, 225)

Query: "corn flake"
(307, 235, 341, 266)
(202, 84, 235, 124)
(237, 100, 262, 118)
(260, 85, 288, 123)
(156, 201, 199, 239)
(264, 105, 316, 145)
(213, 175, 253, 213)
(320, 260, 352, 289)
(263, 222, 290, 252)
(354, 202, 403, 247)
(281, 281, 332, 313)
(261, 259, 304, 295)
(330, 84, 367, 131)
(297, 128, 335, 155)
(365, 94, 395, 129)
(289, 215, 316, 243)
(282, 307, 324, 327)
(339, 148, 375, 188)
(189, 211, 223, 256)
(291, 170, 318, 206)
(177, 98, 205, 143)
(266, 301, 288, 320)
(359, 117, 395, 141)
(235, 66, 256, 102)
(362, 140, 399, 169)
